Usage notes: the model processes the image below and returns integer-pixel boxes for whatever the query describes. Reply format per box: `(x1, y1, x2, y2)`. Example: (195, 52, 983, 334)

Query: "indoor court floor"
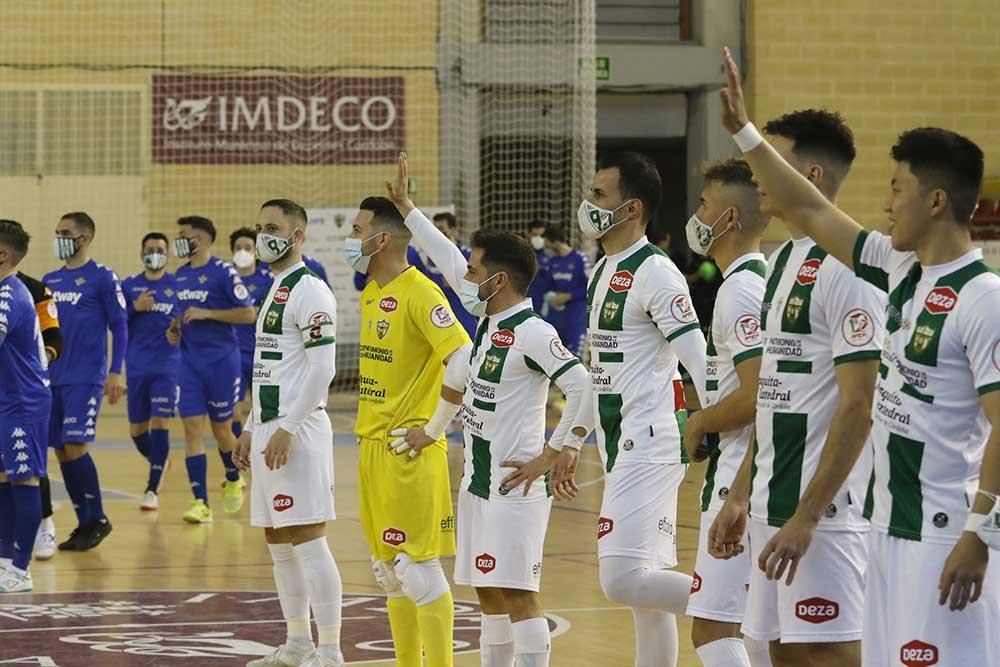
(1, 394, 708, 666)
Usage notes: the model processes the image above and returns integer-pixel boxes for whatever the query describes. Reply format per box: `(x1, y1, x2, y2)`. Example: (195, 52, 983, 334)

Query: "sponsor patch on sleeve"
(430, 304, 456, 329)
(670, 294, 696, 324)
(841, 308, 874, 347)
(549, 336, 574, 361)
(234, 283, 249, 301)
(734, 314, 761, 347)
(302, 311, 335, 346)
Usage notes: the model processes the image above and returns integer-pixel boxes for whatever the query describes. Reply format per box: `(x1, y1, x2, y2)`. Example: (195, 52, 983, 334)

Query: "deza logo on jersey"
(924, 287, 958, 315)
(273, 287, 290, 304)
(608, 271, 634, 293)
(597, 517, 614, 539)
(795, 597, 840, 624)
(177, 288, 210, 303)
(900, 640, 939, 666)
(490, 329, 515, 348)
(272, 494, 294, 512)
(796, 258, 822, 285)
(475, 553, 497, 574)
(379, 296, 398, 312)
(52, 291, 83, 306)
(382, 527, 406, 546)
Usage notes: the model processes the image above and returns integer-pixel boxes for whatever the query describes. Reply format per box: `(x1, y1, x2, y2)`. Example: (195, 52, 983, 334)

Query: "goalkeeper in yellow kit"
(343, 196, 472, 667)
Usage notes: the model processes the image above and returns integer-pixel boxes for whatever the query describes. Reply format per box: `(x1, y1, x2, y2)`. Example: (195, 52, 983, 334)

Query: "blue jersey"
(175, 257, 253, 363)
(528, 249, 553, 313)
(0, 275, 50, 417)
(302, 255, 329, 286)
(44, 260, 127, 387)
(410, 242, 478, 337)
(122, 272, 180, 377)
(544, 249, 591, 326)
(235, 263, 274, 361)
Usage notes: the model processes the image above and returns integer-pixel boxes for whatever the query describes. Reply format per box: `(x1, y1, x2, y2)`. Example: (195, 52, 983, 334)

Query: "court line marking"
(183, 593, 216, 603)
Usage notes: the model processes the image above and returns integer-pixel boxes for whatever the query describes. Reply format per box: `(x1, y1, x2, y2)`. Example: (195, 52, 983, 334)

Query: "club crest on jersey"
(796, 258, 821, 285)
(691, 572, 702, 593)
(198, 275, 208, 284)
(597, 517, 614, 539)
(164, 288, 175, 297)
(924, 287, 957, 315)
(795, 597, 839, 624)
(273, 286, 290, 304)
(382, 527, 406, 546)
(377, 319, 390, 339)
(900, 640, 938, 666)
(608, 270, 634, 293)
(602, 300, 621, 322)
(670, 294, 696, 323)
(75, 277, 86, 286)
(913, 324, 936, 353)
(842, 308, 875, 347)
(734, 315, 761, 347)
(272, 494, 294, 512)
(490, 329, 515, 348)
(265, 309, 279, 328)
(475, 553, 497, 574)
(785, 295, 805, 322)
(379, 296, 398, 312)
(483, 352, 502, 376)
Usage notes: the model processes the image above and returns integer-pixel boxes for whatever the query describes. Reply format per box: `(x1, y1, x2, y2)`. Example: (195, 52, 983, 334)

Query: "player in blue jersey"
(0, 221, 52, 593)
(408, 212, 477, 337)
(44, 212, 127, 552)
(539, 224, 591, 357)
(229, 227, 273, 439)
(122, 233, 179, 512)
(526, 220, 552, 314)
(167, 216, 255, 524)
(302, 254, 329, 286)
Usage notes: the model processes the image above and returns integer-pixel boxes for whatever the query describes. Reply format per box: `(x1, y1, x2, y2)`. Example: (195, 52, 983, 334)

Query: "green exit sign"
(596, 56, 610, 81)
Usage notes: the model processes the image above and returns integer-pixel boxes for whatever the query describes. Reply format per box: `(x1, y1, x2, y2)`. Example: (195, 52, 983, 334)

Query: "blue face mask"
(340, 233, 383, 274)
(458, 272, 500, 317)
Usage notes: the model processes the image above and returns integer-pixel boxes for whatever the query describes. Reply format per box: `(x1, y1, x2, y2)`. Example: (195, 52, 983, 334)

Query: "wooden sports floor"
(1, 393, 710, 666)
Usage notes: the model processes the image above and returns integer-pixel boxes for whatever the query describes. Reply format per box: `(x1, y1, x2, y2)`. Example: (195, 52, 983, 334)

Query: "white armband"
(443, 343, 472, 393)
(733, 122, 764, 153)
(424, 396, 463, 442)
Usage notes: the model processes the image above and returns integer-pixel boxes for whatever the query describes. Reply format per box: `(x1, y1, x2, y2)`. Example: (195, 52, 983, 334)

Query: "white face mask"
(972, 490, 1000, 551)
(256, 232, 296, 264)
(53, 236, 79, 261)
(530, 235, 546, 251)
(173, 237, 196, 258)
(143, 251, 167, 271)
(458, 272, 500, 317)
(685, 207, 737, 256)
(577, 199, 632, 240)
(232, 249, 256, 269)
(341, 233, 383, 274)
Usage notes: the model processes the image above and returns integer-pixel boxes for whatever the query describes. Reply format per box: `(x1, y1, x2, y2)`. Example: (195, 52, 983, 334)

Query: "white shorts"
(454, 490, 552, 591)
(250, 411, 336, 529)
(863, 530, 1000, 667)
(686, 509, 751, 624)
(597, 461, 684, 569)
(742, 520, 866, 644)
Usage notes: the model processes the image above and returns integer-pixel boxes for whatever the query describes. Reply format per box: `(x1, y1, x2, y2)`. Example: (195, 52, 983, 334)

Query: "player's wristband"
(559, 432, 584, 452)
(733, 122, 764, 153)
(965, 512, 989, 532)
(424, 398, 463, 441)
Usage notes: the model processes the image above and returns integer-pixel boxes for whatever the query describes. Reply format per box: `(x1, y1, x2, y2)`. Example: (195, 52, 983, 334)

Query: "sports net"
(0, 0, 596, 383)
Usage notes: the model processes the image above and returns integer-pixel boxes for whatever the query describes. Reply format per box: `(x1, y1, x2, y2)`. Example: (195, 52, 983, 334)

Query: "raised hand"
(385, 152, 412, 208)
(719, 46, 750, 135)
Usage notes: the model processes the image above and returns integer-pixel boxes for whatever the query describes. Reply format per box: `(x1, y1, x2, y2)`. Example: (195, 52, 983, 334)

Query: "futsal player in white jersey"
(572, 152, 707, 667)
(385, 154, 588, 667)
(233, 199, 344, 667)
(680, 159, 771, 667)
(716, 47, 1000, 666)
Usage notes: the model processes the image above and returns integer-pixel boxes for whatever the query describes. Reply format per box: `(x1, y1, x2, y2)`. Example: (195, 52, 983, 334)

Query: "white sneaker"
(301, 650, 345, 667)
(0, 557, 10, 572)
(139, 490, 159, 511)
(246, 643, 316, 666)
(34, 518, 56, 560)
(0, 567, 32, 593)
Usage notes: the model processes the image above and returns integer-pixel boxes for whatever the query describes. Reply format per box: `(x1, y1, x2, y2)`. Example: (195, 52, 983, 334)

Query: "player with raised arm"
(0, 221, 52, 592)
(386, 153, 587, 667)
(345, 195, 471, 667)
(44, 212, 127, 552)
(169, 216, 255, 524)
(717, 46, 1000, 666)
(680, 159, 770, 667)
(122, 233, 179, 511)
(576, 152, 705, 667)
(234, 200, 344, 667)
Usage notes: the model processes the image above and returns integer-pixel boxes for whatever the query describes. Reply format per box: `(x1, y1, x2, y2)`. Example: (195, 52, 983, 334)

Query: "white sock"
(696, 638, 752, 667)
(268, 542, 311, 644)
(599, 555, 691, 614)
(293, 537, 343, 652)
(632, 608, 678, 667)
(743, 637, 773, 667)
(511, 617, 550, 667)
(481, 613, 515, 667)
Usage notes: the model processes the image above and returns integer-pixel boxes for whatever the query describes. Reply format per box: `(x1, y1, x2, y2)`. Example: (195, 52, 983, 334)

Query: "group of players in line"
(1, 47, 999, 667)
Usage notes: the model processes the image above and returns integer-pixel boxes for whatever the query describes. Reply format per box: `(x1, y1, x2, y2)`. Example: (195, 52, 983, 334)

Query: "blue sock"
(218, 449, 240, 483)
(0, 483, 13, 560)
(11, 484, 41, 572)
(59, 457, 90, 526)
(147, 429, 171, 493)
(131, 431, 151, 461)
(185, 454, 208, 503)
(76, 453, 106, 524)
(231, 419, 242, 439)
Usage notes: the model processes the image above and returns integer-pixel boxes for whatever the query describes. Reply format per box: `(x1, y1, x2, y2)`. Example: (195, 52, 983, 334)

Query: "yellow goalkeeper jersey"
(354, 266, 470, 441)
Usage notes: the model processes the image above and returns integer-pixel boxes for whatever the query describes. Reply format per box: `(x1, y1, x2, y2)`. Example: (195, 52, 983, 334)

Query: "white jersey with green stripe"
(700, 253, 766, 514)
(462, 299, 583, 502)
(251, 262, 337, 426)
(751, 236, 884, 531)
(854, 230, 1000, 544)
(586, 236, 700, 469)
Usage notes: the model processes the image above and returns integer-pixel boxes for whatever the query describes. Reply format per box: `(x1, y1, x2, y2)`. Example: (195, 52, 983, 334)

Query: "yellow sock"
(415, 590, 455, 667)
(386, 595, 423, 667)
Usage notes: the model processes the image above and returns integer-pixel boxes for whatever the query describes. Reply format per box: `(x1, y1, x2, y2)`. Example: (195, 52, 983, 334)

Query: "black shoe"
(57, 526, 85, 551)
(75, 519, 113, 551)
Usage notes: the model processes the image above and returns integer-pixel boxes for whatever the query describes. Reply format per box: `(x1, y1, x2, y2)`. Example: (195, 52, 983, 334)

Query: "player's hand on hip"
(758, 511, 817, 585)
(550, 447, 580, 501)
(263, 428, 293, 471)
(938, 531, 989, 611)
(500, 445, 560, 497)
(104, 372, 123, 406)
(683, 412, 710, 463)
(183, 307, 208, 324)
(389, 426, 434, 459)
(233, 430, 252, 471)
(135, 290, 155, 312)
(384, 152, 414, 211)
(720, 46, 750, 134)
(708, 497, 748, 559)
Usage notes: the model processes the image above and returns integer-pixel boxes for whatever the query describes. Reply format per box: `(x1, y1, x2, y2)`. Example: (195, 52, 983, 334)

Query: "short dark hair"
(141, 232, 169, 248)
(359, 196, 410, 239)
(702, 158, 756, 189)
(891, 127, 984, 223)
(596, 152, 662, 224)
(432, 212, 457, 229)
(763, 109, 856, 178)
(527, 220, 546, 232)
(229, 227, 256, 250)
(261, 198, 308, 228)
(471, 228, 538, 295)
(177, 215, 216, 242)
(61, 211, 96, 236)
(0, 219, 30, 260)
(542, 223, 567, 245)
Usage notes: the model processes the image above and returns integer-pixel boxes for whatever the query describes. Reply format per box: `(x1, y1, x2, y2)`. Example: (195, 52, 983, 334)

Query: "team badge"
(912, 324, 936, 353)
(483, 352, 502, 376)
(602, 300, 620, 322)
(265, 309, 279, 328)
(842, 308, 875, 347)
(377, 319, 390, 339)
(622, 439, 634, 451)
(549, 337, 574, 361)
(198, 275, 208, 284)
(75, 277, 86, 286)
(785, 295, 804, 322)
(932, 512, 949, 528)
(164, 288, 174, 297)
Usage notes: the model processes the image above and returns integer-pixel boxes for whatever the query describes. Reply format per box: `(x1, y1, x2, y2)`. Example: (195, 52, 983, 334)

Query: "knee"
(371, 556, 403, 597)
(690, 619, 740, 649)
(62, 443, 87, 461)
(502, 589, 541, 620)
(150, 417, 168, 430)
(393, 554, 449, 606)
(599, 561, 639, 605)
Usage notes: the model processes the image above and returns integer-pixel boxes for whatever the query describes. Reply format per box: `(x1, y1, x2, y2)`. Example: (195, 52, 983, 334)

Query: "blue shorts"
(178, 348, 241, 422)
(1, 413, 49, 481)
(126, 372, 178, 424)
(49, 384, 103, 447)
